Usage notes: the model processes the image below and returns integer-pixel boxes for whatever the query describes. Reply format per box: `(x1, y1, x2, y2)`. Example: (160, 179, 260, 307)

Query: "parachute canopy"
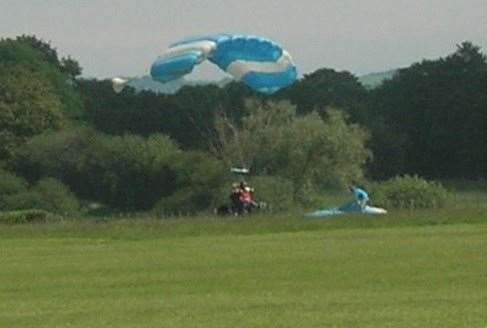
(150, 34, 297, 94)
(305, 202, 387, 218)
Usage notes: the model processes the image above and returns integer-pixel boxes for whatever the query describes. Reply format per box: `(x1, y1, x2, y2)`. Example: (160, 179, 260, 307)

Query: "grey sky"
(1, 0, 485, 79)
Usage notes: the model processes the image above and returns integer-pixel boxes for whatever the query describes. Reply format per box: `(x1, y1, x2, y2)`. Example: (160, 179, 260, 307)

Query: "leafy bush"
(371, 175, 451, 209)
(0, 64, 66, 160)
(153, 189, 202, 216)
(248, 176, 295, 211)
(0, 209, 60, 224)
(13, 130, 182, 211)
(84, 133, 182, 210)
(214, 101, 371, 195)
(154, 151, 229, 216)
(2, 178, 79, 215)
(11, 127, 103, 190)
(2, 191, 44, 211)
(30, 178, 80, 215)
(0, 169, 28, 209)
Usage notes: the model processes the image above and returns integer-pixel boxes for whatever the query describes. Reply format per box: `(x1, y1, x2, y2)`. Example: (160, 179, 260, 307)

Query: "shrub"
(2, 191, 44, 211)
(153, 151, 229, 216)
(0, 169, 28, 209)
(153, 189, 202, 216)
(371, 175, 451, 209)
(0, 209, 62, 224)
(0, 65, 65, 160)
(214, 101, 371, 194)
(11, 127, 100, 184)
(13, 130, 182, 211)
(30, 178, 80, 215)
(247, 176, 295, 211)
(2, 178, 79, 215)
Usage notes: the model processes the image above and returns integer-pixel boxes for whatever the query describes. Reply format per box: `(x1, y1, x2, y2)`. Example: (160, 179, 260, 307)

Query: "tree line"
(0, 35, 485, 214)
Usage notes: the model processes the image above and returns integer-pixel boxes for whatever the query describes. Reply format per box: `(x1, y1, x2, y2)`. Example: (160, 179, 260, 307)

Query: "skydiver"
(239, 181, 257, 213)
(348, 184, 369, 210)
(230, 182, 242, 215)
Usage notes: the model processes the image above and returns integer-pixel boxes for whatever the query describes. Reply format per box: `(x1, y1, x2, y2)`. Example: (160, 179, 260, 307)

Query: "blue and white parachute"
(113, 34, 297, 94)
(305, 202, 387, 218)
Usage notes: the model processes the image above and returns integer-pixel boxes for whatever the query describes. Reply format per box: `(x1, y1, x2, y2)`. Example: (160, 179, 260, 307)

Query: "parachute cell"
(150, 34, 297, 94)
(150, 51, 204, 83)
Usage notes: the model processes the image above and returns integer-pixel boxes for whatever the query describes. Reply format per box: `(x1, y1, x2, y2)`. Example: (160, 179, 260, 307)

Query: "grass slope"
(1, 210, 487, 327)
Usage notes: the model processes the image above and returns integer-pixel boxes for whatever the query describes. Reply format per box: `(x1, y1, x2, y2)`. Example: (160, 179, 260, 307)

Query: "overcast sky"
(1, 0, 485, 79)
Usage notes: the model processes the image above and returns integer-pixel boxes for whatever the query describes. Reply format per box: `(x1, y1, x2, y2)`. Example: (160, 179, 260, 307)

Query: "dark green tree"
(0, 66, 65, 160)
(15, 34, 82, 78)
(0, 35, 84, 122)
(369, 41, 487, 179)
(276, 68, 368, 121)
(78, 79, 250, 151)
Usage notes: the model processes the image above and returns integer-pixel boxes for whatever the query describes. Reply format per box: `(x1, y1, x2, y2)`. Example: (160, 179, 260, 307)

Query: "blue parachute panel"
(170, 34, 231, 47)
(150, 51, 203, 83)
(242, 65, 297, 94)
(305, 202, 387, 218)
(149, 33, 297, 93)
(209, 35, 283, 70)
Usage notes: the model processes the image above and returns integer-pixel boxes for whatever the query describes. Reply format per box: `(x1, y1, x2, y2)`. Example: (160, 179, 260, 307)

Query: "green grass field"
(2, 205, 487, 327)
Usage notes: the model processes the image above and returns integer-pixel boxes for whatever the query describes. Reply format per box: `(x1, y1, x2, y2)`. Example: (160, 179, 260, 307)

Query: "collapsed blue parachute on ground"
(305, 201, 387, 218)
(113, 34, 297, 94)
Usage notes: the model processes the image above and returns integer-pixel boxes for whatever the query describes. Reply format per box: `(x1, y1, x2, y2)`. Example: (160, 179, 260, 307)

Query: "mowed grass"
(1, 207, 487, 327)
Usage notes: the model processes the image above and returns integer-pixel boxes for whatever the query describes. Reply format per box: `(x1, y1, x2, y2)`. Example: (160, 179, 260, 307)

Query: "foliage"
(1, 178, 79, 215)
(0, 65, 65, 160)
(12, 127, 98, 185)
(276, 67, 368, 120)
(154, 151, 229, 215)
(78, 79, 246, 151)
(0, 35, 84, 121)
(13, 129, 229, 213)
(3, 34, 487, 216)
(247, 176, 295, 211)
(86, 134, 181, 210)
(30, 178, 80, 215)
(0, 170, 31, 211)
(0, 209, 59, 224)
(371, 175, 452, 209)
(214, 100, 371, 199)
(14, 129, 182, 211)
(0, 169, 29, 209)
(369, 41, 487, 179)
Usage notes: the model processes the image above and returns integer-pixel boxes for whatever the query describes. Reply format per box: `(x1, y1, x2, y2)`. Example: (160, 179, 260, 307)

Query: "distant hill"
(127, 76, 232, 94)
(358, 70, 397, 89)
